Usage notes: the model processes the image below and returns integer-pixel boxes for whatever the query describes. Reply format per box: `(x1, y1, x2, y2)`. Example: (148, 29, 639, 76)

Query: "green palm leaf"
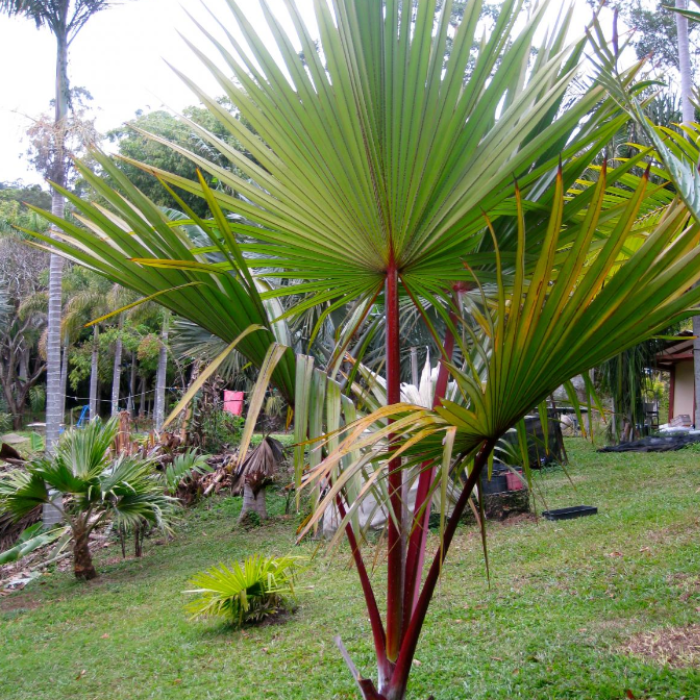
(300, 167, 700, 529)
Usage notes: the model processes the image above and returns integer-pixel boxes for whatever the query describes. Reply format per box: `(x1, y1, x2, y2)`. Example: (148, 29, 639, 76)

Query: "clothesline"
(60, 387, 180, 405)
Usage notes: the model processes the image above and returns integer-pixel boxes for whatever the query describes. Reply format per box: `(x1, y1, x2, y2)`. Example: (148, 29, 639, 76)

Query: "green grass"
(1, 439, 700, 699)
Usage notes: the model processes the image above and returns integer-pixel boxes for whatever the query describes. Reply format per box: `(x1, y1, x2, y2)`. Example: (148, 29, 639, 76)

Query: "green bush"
(185, 554, 301, 626)
(200, 410, 244, 454)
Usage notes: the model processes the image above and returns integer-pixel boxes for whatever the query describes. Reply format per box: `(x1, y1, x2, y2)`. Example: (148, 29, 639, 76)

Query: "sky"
(0, 0, 599, 187)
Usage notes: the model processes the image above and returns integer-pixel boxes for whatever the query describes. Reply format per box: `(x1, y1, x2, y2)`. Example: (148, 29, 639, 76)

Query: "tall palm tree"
(0, 0, 123, 451)
(27, 2, 700, 698)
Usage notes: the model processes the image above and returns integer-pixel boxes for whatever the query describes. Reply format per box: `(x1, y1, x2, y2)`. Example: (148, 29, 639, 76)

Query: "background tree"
(0, 0, 125, 470)
(107, 102, 250, 217)
(0, 190, 49, 429)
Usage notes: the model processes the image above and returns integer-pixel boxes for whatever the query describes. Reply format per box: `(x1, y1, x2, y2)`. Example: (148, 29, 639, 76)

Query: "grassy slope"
(1, 440, 699, 700)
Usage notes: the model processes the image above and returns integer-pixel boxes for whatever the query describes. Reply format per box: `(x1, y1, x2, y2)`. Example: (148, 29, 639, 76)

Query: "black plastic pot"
(479, 472, 508, 495)
(542, 505, 598, 521)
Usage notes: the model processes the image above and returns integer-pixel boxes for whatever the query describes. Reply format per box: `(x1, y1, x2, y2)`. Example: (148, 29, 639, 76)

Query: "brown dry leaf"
(625, 690, 636, 700)
(75, 670, 86, 681)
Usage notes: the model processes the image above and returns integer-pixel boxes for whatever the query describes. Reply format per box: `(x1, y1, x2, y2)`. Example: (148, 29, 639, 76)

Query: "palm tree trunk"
(675, 1, 700, 427)
(73, 524, 97, 581)
(154, 312, 170, 431)
(45, 31, 69, 454)
(111, 314, 124, 416)
(239, 483, 268, 522)
(89, 326, 99, 421)
(133, 524, 143, 558)
(60, 334, 69, 423)
(127, 351, 137, 415)
(139, 375, 146, 419)
(43, 29, 70, 528)
(677, 0, 694, 125)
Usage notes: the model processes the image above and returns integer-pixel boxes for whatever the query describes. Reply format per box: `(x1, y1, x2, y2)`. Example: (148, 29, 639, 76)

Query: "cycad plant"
(22, 0, 700, 697)
(0, 418, 175, 580)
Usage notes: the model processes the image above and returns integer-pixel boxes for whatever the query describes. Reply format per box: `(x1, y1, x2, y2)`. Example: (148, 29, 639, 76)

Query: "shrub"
(201, 410, 244, 454)
(185, 554, 301, 626)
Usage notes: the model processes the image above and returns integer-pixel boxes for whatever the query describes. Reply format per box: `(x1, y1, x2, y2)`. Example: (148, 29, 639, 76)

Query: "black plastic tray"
(542, 505, 598, 521)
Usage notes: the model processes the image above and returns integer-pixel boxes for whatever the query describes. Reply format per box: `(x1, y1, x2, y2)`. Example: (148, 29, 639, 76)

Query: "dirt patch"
(622, 625, 700, 668)
(0, 591, 43, 613)
(498, 512, 538, 528)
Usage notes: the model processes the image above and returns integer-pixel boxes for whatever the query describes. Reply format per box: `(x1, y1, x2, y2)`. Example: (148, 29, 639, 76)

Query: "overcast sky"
(0, 0, 599, 187)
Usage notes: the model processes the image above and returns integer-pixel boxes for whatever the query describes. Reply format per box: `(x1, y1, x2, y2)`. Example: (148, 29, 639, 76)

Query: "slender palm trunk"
(677, 1, 694, 125)
(676, 1, 700, 427)
(153, 312, 170, 431)
(139, 375, 146, 419)
(89, 326, 99, 421)
(111, 314, 124, 416)
(43, 30, 70, 528)
(45, 32, 69, 453)
(127, 352, 137, 415)
(60, 334, 69, 422)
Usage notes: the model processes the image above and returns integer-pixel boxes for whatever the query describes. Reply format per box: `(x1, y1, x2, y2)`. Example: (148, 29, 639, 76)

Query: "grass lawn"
(1, 439, 700, 699)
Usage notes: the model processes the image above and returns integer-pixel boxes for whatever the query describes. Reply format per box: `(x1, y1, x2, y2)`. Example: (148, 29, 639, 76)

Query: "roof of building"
(655, 331, 695, 368)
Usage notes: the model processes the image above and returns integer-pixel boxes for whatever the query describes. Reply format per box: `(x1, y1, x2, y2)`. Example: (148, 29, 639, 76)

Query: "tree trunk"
(677, 0, 695, 125)
(127, 352, 137, 415)
(60, 335, 69, 423)
(675, 1, 700, 427)
(133, 524, 143, 558)
(153, 312, 169, 432)
(89, 326, 99, 421)
(139, 375, 146, 419)
(45, 32, 69, 454)
(111, 314, 124, 416)
(73, 527, 97, 580)
(239, 483, 268, 522)
(43, 30, 70, 528)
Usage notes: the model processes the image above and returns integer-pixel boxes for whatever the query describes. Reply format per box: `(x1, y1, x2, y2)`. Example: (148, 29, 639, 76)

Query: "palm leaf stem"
(389, 440, 495, 698)
(385, 260, 404, 662)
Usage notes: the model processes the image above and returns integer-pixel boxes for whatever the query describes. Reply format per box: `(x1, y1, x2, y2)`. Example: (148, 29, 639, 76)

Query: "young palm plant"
(0, 418, 175, 580)
(299, 169, 700, 699)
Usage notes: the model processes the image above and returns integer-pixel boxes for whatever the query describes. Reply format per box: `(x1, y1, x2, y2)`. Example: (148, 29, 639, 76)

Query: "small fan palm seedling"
(0, 418, 176, 580)
(185, 554, 301, 626)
